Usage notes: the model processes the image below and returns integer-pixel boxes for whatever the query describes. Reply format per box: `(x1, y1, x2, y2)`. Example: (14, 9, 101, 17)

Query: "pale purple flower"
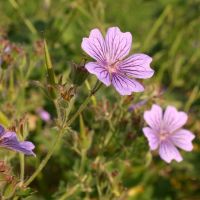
(128, 99, 147, 111)
(4, 45, 12, 53)
(37, 108, 51, 122)
(0, 125, 35, 156)
(143, 104, 195, 163)
(81, 27, 154, 95)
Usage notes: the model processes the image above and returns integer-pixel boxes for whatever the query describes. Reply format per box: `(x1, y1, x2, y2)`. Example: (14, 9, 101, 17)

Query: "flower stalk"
(24, 128, 64, 187)
(19, 153, 25, 184)
(23, 80, 102, 187)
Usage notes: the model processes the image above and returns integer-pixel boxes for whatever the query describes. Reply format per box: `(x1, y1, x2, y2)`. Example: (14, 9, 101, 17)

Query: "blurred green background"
(0, 0, 200, 199)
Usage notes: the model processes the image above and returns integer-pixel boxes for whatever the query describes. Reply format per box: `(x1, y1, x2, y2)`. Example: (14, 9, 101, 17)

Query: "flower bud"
(69, 62, 89, 86)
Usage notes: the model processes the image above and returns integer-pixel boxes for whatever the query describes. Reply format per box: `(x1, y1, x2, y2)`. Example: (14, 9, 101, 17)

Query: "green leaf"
(44, 39, 56, 86)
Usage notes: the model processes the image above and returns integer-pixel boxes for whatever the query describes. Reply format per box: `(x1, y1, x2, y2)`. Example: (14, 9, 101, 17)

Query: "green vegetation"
(0, 0, 199, 199)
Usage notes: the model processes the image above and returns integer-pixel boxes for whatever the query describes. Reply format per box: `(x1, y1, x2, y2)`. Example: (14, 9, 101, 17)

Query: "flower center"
(107, 61, 119, 74)
(159, 129, 169, 141)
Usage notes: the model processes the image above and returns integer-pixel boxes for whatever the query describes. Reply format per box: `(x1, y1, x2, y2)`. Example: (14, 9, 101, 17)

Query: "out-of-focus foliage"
(0, 0, 199, 199)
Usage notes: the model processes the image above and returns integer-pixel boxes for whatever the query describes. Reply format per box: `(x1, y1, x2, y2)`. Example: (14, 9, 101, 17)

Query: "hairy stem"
(23, 81, 102, 187)
(19, 153, 25, 183)
(23, 128, 64, 187)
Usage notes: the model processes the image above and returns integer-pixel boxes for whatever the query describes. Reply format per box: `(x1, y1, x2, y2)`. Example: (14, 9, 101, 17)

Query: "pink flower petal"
(159, 140, 183, 163)
(171, 129, 195, 151)
(2, 131, 16, 139)
(144, 104, 163, 131)
(81, 27, 155, 96)
(81, 28, 106, 63)
(163, 106, 188, 133)
(37, 108, 51, 122)
(112, 73, 144, 95)
(105, 27, 132, 63)
(119, 53, 154, 79)
(85, 62, 111, 86)
(0, 125, 5, 138)
(20, 141, 35, 150)
(143, 127, 159, 150)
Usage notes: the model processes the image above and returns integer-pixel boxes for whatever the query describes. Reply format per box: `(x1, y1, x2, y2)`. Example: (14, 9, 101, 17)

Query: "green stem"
(65, 95, 91, 127)
(19, 153, 25, 183)
(65, 81, 102, 128)
(79, 149, 87, 174)
(23, 81, 102, 187)
(58, 184, 80, 200)
(142, 5, 171, 51)
(53, 0, 83, 43)
(24, 129, 64, 187)
(54, 99, 62, 121)
(8, 0, 37, 35)
(85, 80, 96, 106)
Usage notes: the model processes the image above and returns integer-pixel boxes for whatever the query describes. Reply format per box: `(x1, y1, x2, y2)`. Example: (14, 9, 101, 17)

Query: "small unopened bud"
(69, 62, 89, 86)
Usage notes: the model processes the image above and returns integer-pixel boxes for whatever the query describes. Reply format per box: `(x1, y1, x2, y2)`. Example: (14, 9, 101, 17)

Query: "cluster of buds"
(57, 79, 76, 102)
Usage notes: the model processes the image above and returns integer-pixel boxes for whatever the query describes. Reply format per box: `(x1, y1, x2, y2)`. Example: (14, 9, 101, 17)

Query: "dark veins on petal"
(112, 73, 138, 89)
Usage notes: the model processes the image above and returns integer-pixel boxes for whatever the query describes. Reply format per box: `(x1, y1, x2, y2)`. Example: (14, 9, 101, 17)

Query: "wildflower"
(143, 104, 195, 163)
(0, 125, 35, 156)
(37, 108, 51, 122)
(81, 27, 154, 95)
(128, 100, 147, 111)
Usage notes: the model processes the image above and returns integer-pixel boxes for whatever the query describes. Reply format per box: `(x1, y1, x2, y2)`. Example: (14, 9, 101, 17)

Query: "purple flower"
(128, 100, 147, 111)
(143, 104, 195, 163)
(81, 27, 154, 95)
(37, 108, 51, 122)
(0, 125, 35, 156)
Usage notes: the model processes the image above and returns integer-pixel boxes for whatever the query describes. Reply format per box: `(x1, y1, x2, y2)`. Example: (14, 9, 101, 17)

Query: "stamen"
(159, 129, 169, 141)
(107, 60, 120, 74)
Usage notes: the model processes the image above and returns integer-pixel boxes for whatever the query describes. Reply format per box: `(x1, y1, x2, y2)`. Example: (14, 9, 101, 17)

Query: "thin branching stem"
(23, 80, 102, 187)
